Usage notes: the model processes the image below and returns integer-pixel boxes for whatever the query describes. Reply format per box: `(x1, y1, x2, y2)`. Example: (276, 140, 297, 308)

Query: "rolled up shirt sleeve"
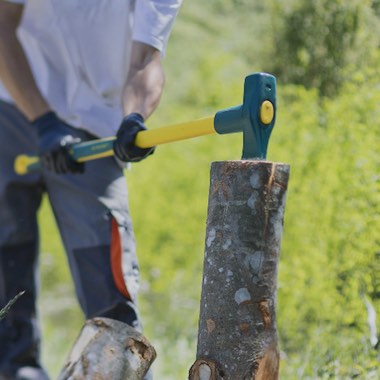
(132, 0, 182, 55)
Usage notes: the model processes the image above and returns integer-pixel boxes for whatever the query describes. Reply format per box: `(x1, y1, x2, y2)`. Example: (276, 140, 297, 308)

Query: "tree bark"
(58, 317, 156, 380)
(189, 160, 290, 380)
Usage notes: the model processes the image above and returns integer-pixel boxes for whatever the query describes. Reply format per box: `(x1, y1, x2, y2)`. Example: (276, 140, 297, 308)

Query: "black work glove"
(113, 113, 155, 162)
(31, 111, 84, 174)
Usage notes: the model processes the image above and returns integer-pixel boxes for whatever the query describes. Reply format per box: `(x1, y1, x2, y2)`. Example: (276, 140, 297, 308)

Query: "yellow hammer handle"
(135, 116, 215, 148)
(15, 116, 217, 174)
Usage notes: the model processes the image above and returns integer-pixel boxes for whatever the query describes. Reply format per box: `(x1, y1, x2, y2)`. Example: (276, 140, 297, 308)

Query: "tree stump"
(189, 160, 290, 380)
(58, 317, 156, 380)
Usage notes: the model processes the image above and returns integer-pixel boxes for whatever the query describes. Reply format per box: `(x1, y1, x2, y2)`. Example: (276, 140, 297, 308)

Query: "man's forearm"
(122, 41, 165, 120)
(0, 3, 50, 121)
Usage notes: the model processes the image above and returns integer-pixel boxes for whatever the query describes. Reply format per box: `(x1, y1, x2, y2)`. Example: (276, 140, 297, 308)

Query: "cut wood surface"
(58, 317, 156, 380)
(189, 160, 290, 380)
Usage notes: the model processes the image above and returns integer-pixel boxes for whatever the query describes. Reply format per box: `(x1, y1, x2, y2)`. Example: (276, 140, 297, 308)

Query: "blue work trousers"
(0, 101, 141, 377)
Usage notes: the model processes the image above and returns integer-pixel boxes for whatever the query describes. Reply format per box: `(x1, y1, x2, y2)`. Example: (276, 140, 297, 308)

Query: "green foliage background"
(34, 0, 380, 378)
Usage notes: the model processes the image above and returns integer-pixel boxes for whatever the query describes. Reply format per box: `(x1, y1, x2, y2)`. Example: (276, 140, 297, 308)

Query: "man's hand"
(31, 111, 84, 174)
(113, 113, 155, 162)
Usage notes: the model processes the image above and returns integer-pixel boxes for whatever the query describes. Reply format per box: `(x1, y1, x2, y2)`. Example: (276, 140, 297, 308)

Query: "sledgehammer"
(14, 72, 276, 175)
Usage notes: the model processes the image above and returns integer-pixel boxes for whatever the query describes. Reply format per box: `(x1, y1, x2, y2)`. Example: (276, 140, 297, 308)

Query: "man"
(0, 1, 182, 379)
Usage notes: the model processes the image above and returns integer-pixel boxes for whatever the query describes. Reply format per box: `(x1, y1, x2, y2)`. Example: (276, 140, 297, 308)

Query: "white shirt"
(0, 0, 182, 137)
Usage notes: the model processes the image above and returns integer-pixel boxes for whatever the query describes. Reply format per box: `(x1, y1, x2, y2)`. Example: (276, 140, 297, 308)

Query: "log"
(58, 317, 156, 380)
(189, 160, 290, 380)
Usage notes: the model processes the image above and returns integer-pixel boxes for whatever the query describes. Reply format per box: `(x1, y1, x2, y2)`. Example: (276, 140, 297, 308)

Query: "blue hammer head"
(214, 72, 276, 160)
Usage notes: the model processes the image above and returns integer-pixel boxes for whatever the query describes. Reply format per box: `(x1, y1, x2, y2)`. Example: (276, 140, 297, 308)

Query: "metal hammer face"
(214, 73, 276, 160)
